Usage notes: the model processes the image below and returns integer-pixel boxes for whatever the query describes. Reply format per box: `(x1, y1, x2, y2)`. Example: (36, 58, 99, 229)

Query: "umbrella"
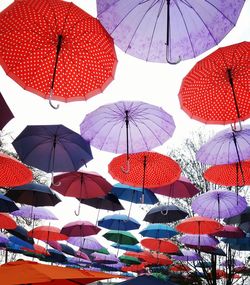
(98, 214, 140, 231)
(12, 124, 93, 177)
(111, 243, 143, 253)
(191, 189, 247, 220)
(224, 206, 250, 225)
(139, 223, 178, 239)
(67, 236, 103, 251)
(0, 233, 9, 244)
(0, 213, 17, 229)
(96, 0, 244, 63)
(222, 237, 250, 251)
(179, 234, 219, 247)
(213, 225, 245, 238)
(91, 252, 119, 264)
(51, 170, 112, 215)
(176, 216, 223, 235)
(141, 238, 179, 253)
(179, 41, 250, 124)
(0, 193, 18, 212)
(204, 161, 250, 187)
(60, 221, 101, 237)
(40, 248, 68, 264)
(80, 101, 175, 165)
(11, 205, 58, 220)
(116, 274, 177, 285)
(6, 183, 61, 207)
(150, 176, 199, 198)
(7, 225, 34, 244)
(220, 259, 244, 268)
(0, 152, 32, 187)
(119, 255, 141, 265)
(48, 241, 76, 257)
(0, 92, 14, 130)
(109, 151, 181, 188)
(171, 249, 201, 262)
(28, 226, 68, 241)
(103, 230, 139, 245)
(239, 222, 250, 233)
(0, 0, 117, 108)
(196, 126, 250, 165)
(8, 235, 34, 250)
(143, 204, 188, 223)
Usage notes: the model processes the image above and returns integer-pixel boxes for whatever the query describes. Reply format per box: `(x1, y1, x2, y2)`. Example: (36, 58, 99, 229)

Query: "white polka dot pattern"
(0, 0, 117, 102)
(178, 42, 250, 124)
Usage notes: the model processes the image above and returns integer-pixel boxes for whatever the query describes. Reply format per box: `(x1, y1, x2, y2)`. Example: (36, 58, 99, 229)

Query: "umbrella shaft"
(51, 35, 63, 90)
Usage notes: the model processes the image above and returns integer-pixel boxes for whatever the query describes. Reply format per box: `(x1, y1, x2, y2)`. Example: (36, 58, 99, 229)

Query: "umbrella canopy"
(67, 236, 103, 251)
(0, 153, 33, 187)
(0, 92, 14, 130)
(143, 204, 188, 223)
(141, 238, 179, 253)
(0, 213, 17, 229)
(28, 226, 68, 241)
(191, 189, 247, 219)
(213, 225, 245, 238)
(96, 0, 244, 63)
(7, 225, 34, 244)
(48, 241, 76, 257)
(222, 237, 250, 251)
(98, 214, 140, 231)
(171, 249, 201, 262)
(12, 205, 58, 220)
(139, 223, 178, 239)
(111, 183, 158, 205)
(80, 101, 175, 159)
(220, 259, 244, 268)
(6, 183, 61, 207)
(0, 0, 117, 107)
(119, 255, 141, 265)
(176, 216, 223, 235)
(91, 252, 119, 264)
(111, 243, 143, 253)
(109, 151, 181, 188)
(9, 235, 34, 250)
(116, 274, 177, 285)
(204, 161, 250, 186)
(196, 126, 250, 165)
(12, 124, 93, 174)
(103, 230, 139, 245)
(150, 176, 199, 198)
(179, 41, 250, 124)
(0, 193, 19, 212)
(60, 221, 101, 237)
(179, 234, 219, 247)
(224, 206, 250, 225)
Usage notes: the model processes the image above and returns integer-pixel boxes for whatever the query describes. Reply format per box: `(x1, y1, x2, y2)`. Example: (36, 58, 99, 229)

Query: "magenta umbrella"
(212, 225, 245, 238)
(60, 221, 101, 237)
(150, 176, 199, 198)
(191, 189, 247, 220)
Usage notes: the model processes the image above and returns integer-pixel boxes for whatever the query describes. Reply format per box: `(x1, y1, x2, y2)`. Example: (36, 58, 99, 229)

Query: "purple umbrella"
(0, 232, 9, 244)
(0, 92, 14, 130)
(96, 0, 245, 63)
(67, 256, 91, 265)
(171, 249, 201, 262)
(179, 234, 219, 247)
(80, 101, 175, 172)
(67, 236, 103, 251)
(191, 189, 247, 220)
(196, 126, 250, 165)
(91, 252, 119, 264)
(11, 205, 58, 220)
(220, 259, 244, 268)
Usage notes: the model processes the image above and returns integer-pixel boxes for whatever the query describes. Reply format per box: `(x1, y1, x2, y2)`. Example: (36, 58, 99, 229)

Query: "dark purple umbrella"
(80, 101, 175, 171)
(213, 225, 245, 238)
(196, 126, 250, 165)
(67, 236, 103, 251)
(12, 124, 93, 178)
(11, 205, 58, 220)
(0, 92, 14, 130)
(150, 176, 199, 198)
(60, 221, 101, 237)
(192, 189, 247, 220)
(48, 241, 76, 257)
(179, 234, 219, 247)
(171, 249, 201, 262)
(96, 0, 245, 63)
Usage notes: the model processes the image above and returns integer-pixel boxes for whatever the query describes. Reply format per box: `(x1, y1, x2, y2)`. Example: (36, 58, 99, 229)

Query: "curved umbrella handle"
(121, 159, 130, 173)
(49, 89, 60, 109)
(74, 201, 81, 216)
(50, 172, 61, 187)
(167, 56, 181, 65)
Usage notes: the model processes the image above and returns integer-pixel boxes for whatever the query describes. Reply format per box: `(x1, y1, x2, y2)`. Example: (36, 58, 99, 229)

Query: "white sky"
(0, 1, 250, 255)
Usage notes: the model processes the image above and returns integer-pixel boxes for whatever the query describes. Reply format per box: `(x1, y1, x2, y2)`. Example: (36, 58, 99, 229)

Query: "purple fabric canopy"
(220, 259, 244, 268)
(191, 189, 247, 219)
(179, 234, 219, 247)
(96, 0, 245, 63)
(80, 101, 175, 154)
(196, 126, 250, 165)
(11, 205, 58, 220)
(91, 252, 119, 264)
(171, 249, 201, 261)
(67, 236, 103, 251)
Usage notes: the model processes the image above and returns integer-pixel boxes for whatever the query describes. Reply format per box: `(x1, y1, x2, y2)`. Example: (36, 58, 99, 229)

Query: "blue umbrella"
(222, 237, 250, 251)
(7, 225, 34, 244)
(0, 194, 19, 212)
(139, 223, 178, 239)
(8, 236, 34, 250)
(98, 214, 140, 230)
(111, 243, 143, 252)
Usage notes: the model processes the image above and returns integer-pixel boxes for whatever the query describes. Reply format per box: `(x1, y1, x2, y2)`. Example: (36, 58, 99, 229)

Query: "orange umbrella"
(28, 226, 68, 241)
(141, 238, 179, 253)
(0, 153, 32, 187)
(0, 212, 17, 229)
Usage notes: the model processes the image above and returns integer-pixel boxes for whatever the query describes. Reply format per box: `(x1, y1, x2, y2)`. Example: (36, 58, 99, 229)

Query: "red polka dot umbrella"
(179, 41, 250, 125)
(141, 238, 179, 254)
(0, 0, 117, 108)
(0, 153, 33, 187)
(108, 151, 181, 188)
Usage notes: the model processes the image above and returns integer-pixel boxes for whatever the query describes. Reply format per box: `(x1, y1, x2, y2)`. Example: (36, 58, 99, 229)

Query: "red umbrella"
(0, 213, 17, 229)
(28, 226, 68, 241)
(0, 153, 32, 187)
(141, 238, 179, 254)
(108, 151, 181, 188)
(176, 216, 223, 235)
(204, 161, 250, 186)
(0, 0, 117, 108)
(60, 221, 101, 237)
(121, 263, 147, 273)
(23, 244, 50, 256)
(212, 225, 245, 238)
(179, 41, 250, 125)
(169, 264, 191, 272)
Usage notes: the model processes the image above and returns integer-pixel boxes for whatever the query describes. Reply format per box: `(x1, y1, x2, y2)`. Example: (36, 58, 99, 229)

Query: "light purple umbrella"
(196, 126, 250, 165)
(91, 252, 119, 264)
(220, 259, 244, 268)
(171, 249, 201, 262)
(67, 236, 103, 251)
(80, 101, 175, 171)
(179, 234, 219, 247)
(191, 189, 247, 220)
(11, 205, 58, 220)
(0, 232, 9, 244)
(96, 0, 245, 63)
(67, 256, 91, 265)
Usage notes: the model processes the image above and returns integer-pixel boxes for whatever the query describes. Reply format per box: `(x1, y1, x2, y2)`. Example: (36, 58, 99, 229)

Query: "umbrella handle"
(167, 56, 181, 65)
(74, 201, 81, 216)
(49, 89, 60, 109)
(121, 159, 130, 173)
